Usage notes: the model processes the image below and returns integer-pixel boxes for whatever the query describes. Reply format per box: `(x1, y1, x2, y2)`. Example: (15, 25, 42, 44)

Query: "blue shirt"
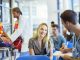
(66, 40, 73, 48)
(50, 34, 66, 51)
(72, 34, 80, 58)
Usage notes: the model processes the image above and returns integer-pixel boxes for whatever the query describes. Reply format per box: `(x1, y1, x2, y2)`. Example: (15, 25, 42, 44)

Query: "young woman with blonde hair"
(28, 23, 53, 60)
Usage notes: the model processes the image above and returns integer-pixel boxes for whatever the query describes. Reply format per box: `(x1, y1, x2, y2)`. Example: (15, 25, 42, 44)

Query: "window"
(0, 8, 1, 22)
(22, 6, 29, 17)
(32, 4, 48, 30)
(2, 0, 11, 34)
(32, 7, 36, 16)
(73, 0, 80, 12)
(59, 0, 73, 33)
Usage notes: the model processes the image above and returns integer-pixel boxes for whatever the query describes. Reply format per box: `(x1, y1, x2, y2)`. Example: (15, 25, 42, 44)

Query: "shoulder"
(29, 38, 37, 42)
(28, 38, 35, 45)
(58, 34, 64, 38)
(58, 34, 66, 42)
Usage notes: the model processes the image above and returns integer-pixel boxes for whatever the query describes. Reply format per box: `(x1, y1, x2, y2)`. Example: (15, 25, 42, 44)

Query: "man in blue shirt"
(50, 23, 66, 51)
(60, 10, 80, 60)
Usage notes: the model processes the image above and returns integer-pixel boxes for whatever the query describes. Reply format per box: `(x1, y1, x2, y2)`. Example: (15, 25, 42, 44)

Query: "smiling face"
(38, 24, 48, 39)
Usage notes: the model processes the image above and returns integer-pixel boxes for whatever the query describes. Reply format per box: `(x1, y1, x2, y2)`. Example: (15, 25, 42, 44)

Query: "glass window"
(32, 4, 48, 30)
(0, 0, 2, 22)
(73, 0, 80, 12)
(2, 0, 11, 34)
(22, 6, 29, 17)
(32, 7, 36, 16)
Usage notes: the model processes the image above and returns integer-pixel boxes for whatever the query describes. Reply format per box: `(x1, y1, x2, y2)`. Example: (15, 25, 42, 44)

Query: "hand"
(60, 47, 66, 53)
(60, 48, 71, 53)
(63, 55, 72, 60)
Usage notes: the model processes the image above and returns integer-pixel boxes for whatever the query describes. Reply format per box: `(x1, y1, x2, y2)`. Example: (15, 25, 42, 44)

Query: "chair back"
(16, 55, 49, 60)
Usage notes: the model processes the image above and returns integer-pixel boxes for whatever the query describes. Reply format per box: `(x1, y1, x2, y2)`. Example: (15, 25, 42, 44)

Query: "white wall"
(19, 2, 33, 52)
(47, 0, 58, 24)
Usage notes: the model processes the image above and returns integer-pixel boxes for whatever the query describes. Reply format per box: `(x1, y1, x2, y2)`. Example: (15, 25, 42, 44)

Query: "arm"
(60, 35, 67, 50)
(60, 35, 72, 53)
(29, 48, 35, 55)
(62, 55, 73, 60)
(60, 42, 72, 53)
(49, 40, 53, 60)
(60, 43, 66, 50)
(28, 38, 35, 55)
(49, 47, 53, 60)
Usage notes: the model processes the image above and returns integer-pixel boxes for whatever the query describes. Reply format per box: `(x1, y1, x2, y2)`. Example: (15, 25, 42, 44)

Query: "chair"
(16, 55, 50, 60)
(0, 47, 11, 60)
(53, 56, 57, 60)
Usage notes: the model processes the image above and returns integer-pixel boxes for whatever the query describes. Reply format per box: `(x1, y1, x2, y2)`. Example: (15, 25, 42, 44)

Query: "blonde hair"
(33, 23, 50, 48)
